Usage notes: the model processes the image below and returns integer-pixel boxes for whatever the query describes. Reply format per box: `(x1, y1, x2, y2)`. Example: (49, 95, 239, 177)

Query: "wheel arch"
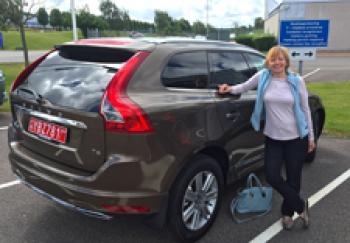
(167, 146, 229, 195)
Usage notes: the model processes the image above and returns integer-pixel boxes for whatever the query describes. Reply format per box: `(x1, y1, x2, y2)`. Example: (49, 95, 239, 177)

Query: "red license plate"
(28, 117, 68, 144)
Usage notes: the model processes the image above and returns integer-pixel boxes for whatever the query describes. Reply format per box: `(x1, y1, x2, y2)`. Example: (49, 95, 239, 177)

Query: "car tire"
(306, 112, 320, 163)
(168, 154, 224, 242)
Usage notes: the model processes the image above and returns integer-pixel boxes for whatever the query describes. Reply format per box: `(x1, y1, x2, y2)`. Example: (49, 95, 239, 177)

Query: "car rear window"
(16, 47, 135, 112)
(49, 45, 134, 63)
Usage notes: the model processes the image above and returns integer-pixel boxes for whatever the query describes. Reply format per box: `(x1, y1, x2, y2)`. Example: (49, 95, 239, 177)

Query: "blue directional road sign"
(279, 20, 329, 47)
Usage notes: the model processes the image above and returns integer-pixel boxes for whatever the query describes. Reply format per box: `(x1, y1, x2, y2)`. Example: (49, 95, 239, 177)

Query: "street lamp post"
(206, 0, 209, 38)
(70, 0, 78, 41)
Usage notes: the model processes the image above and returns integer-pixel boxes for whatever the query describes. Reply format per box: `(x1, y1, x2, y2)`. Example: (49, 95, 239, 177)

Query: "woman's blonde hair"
(265, 46, 290, 72)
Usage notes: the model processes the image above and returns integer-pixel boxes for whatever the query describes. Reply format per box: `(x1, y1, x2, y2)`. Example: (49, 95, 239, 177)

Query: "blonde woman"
(218, 46, 315, 230)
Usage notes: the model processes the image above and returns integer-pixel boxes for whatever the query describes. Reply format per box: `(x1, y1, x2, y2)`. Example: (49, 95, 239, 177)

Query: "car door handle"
(225, 112, 240, 121)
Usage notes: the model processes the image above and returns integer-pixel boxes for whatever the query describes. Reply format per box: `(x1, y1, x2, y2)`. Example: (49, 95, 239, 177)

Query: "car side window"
(244, 53, 265, 74)
(208, 52, 251, 88)
(161, 51, 208, 89)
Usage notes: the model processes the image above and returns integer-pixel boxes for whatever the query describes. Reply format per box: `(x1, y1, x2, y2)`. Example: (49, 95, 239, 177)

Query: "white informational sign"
(289, 48, 316, 61)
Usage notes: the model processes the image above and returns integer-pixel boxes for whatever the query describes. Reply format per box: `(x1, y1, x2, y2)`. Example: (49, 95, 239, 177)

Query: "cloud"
(42, 0, 264, 27)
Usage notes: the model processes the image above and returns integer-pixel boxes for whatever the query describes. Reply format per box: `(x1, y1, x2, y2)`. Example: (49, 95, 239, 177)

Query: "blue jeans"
(264, 136, 308, 217)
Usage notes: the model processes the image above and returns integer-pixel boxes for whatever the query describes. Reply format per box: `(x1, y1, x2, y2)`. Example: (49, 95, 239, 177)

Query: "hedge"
(254, 35, 278, 51)
(234, 35, 255, 49)
(235, 34, 277, 52)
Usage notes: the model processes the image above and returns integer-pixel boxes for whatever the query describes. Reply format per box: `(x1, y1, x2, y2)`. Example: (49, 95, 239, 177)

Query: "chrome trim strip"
(14, 105, 87, 130)
(30, 110, 87, 129)
(20, 178, 113, 220)
(166, 87, 213, 93)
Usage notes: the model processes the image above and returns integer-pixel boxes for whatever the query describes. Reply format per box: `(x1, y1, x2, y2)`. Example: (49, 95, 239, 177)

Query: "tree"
(192, 21, 206, 35)
(99, 0, 124, 30)
(171, 20, 182, 36)
(130, 19, 154, 32)
(77, 9, 108, 38)
(50, 9, 62, 30)
(178, 18, 191, 33)
(99, 0, 116, 23)
(1, 0, 40, 66)
(154, 10, 173, 34)
(0, 2, 10, 30)
(61, 11, 72, 30)
(37, 7, 48, 27)
(77, 9, 94, 38)
(93, 16, 109, 31)
(254, 17, 264, 29)
(121, 10, 130, 30)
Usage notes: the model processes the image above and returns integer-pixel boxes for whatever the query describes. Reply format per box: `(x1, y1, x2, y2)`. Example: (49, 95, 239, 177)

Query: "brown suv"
(8, 38, 325, 241)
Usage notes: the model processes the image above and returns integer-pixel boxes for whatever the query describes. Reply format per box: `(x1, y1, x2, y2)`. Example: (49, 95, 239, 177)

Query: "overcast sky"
(37, 0, 284, 28)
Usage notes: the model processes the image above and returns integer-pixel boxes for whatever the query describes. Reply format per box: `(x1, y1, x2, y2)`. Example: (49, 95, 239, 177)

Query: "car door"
(208, 51, 265, 182)
(157, 51, 217, 166)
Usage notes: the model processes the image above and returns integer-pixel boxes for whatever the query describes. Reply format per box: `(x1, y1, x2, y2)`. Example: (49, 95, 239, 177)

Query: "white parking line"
(302, 68, 321, 81)
(250, 168, 350, 243)
(0, 180, 21, 190)
(0, 126, 8, 131)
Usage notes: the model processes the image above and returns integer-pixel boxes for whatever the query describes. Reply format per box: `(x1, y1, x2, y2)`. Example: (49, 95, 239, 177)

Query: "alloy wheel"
(181, 171, 219, 231)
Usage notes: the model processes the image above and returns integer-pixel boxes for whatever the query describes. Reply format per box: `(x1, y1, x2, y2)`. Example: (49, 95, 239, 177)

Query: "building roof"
(282, 0, 348, 2)
(267, 0, 349, 19)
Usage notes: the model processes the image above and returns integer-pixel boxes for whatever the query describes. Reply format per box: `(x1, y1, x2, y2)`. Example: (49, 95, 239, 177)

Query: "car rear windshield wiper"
(16, 87, 51, 105)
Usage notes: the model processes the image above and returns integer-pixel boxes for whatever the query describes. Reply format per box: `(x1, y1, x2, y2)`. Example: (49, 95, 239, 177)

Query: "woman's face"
(267, 53, 287, 74)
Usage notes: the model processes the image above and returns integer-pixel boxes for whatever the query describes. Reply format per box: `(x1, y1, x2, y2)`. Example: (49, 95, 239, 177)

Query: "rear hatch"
(11, 46, 135, 172)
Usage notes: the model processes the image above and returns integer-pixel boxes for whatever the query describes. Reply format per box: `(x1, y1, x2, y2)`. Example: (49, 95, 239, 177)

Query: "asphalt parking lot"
(0, 113, 350, 243)
(291, 54, 350, 83)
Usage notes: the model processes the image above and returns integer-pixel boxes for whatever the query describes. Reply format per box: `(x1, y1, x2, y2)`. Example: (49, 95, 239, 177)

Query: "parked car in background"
(0, 70, 6, 106)
(129, 31, 145, 38)
(7, 38, 325, 242)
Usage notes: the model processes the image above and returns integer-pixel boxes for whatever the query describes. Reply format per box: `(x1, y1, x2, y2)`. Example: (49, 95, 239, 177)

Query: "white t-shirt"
(230, 70, 314, 141)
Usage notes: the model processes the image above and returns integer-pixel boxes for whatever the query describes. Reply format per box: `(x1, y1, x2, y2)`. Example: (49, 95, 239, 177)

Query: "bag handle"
(230, 197, 272, 224)
(247, 173, 267, 197)
(247, 173, 263, 188)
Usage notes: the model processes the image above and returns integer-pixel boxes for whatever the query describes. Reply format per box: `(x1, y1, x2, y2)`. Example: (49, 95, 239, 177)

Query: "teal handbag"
(230, 173, 273, 223)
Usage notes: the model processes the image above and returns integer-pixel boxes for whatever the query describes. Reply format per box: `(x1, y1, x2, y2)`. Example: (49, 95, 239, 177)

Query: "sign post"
(279, 20, 329, 75)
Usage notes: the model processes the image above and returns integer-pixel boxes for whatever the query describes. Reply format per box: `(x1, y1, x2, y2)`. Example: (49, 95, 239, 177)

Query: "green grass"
(0, 62, 349, 138)
(1, 30, 83, 50)
(307, 81, 350, 138)
(0, 63, 24, 112)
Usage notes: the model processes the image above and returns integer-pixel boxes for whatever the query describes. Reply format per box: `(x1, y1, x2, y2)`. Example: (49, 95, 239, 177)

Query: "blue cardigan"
(250, 68, 309, 139)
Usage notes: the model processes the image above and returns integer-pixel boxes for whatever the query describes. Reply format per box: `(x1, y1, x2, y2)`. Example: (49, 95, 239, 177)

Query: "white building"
(264, 0, 350, 51)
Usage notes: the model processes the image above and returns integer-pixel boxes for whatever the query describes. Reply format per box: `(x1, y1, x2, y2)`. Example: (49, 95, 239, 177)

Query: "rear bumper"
(20, 179, 113, 220)
(8, 126, 168, 216)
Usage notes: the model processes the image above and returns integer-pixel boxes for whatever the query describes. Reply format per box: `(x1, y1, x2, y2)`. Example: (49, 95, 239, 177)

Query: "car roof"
(58, 37, 263, 56)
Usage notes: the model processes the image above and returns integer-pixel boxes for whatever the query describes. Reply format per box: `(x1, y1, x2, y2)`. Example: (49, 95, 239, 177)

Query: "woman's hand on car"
(218, 84, 232, 94)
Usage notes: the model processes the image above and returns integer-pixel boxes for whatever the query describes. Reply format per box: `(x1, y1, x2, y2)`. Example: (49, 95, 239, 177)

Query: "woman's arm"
(229, 70, 261, 95)
(299, 78, 315, 142)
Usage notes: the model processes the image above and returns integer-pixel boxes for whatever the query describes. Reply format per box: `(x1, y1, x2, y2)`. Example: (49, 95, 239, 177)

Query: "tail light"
(100, 51, 154, 133)
(10, 51, 54, 92)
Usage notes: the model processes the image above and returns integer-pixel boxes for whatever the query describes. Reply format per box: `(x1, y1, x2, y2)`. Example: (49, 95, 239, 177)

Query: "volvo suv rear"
(8, 38, 325, 242)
